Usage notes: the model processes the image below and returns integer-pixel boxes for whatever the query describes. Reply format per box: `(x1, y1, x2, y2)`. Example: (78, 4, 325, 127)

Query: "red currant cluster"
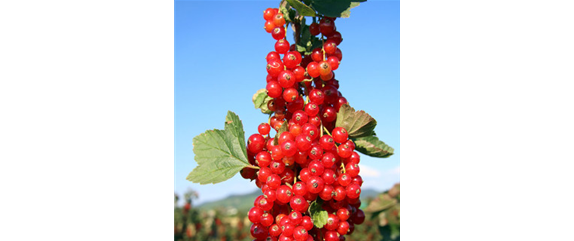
(240, 7, 364, 241)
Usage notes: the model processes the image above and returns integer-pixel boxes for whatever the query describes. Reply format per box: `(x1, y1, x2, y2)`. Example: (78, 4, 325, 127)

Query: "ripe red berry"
(275, 39, 290, 54)
(346, 183, 361, 199)
(248, 206, 264, 223)
(248, 134, 266, 153)
(272, 27, 286, 40)
(306, 176, 325, 194)
(331, 127, 348, 143)
(267, 59, 285, 77)
(306, 62, 320, 78)
(264, 8, 278, 21)
(289, 195, 309, 212)
(325, 213, 340, 231)
(278, 70, 295, 88)
(283, 51, 302, 69)
(258, 123, 271, 135)
(295, 134, 312, 151)
(304, 102, 320, 117)
(283, 88, 299, 102)
(321, 106, 337, 123)
(273, 13, 286, 27)
(276, 185, 293, 204)
(319, 18, 335, 36)
(311, 48, 323, 62)
(309, 89, 325, 104)
(327, 56, 340, 71)
(309, 22, 320, 35)
(260, 212, 274, 227)
(264, 20, 276, 33)
(250, 223, 268, 240)
(324, 39, 337, 55)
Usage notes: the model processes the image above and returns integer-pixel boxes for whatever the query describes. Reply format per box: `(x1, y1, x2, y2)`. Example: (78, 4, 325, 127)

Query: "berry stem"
(247, 164, 261, 170)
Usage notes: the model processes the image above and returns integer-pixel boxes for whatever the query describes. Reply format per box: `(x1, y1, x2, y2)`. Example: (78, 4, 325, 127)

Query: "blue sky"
(175, 0, 400, 205)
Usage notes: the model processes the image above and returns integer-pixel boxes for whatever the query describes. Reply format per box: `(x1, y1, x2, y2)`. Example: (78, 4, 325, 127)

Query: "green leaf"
(352, 136, 394, 158)
(311, 0, 365, 18)
(308, 199, 328, 228)
(299, 24, 310, 45)
(339, 2, 361, 18)
(186, 111, 250, 184)
(286, 0, 316, 17)
(279, 0, 294, 23)
(252, 89, 273, 114)
(273, 120, 289, 145)
(335, 104, 377, 138)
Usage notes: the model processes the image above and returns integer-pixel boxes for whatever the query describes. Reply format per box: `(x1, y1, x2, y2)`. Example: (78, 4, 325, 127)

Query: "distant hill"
(196, 188, 381, 212)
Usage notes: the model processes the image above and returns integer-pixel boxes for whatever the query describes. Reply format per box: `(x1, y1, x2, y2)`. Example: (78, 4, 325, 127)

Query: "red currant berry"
(295, 134, 312, 152)
(301, 216, 314, 231)
(345, 183, 361, 199)
(264, 20, 276, 33)
(275, 39, 290, 54)
(248, 133, 266, 153)
(311, 48, 323, 62)
(337, 173, 352, 186)
(276, 185, 293, 204)
(289, 195, 309, 212)
(321, 168, 337, 184)
(248, 206, 264, 223)
(319, 184, 334, 201)
(250, 223, 268, 240)
(309, 89, 325, 105)
(283, 88, 299, 102)
(273, 12, 286, 26)
(293, 226, 308, 241)
(327, 56, 340, 71)
(292, 181, 308, 196)
(337, 220, 349, 235)
(319, 18, 335, 36)
(269, 145, 284, 161)
(309, 22, 320, 35)
(325, 213, 340, 231)
(269, 223, 282, 237)
(267, 59, 285, 77)
(281, 140, 297, 157)
(270, 160, 286, 174)
(299, 168, 311, 182)
(331, 127, 348, 143)
(258, 123, 271, 135)
(308, 160, 324, 176)
(264, 8, 278, 21)
(324, 230, 339, 241)
(260, 212, 274, 227)
(306, 62, 320, 78)
(306, 176, 325, 194)
(352, 175, 363, 186)
(266, 51, 281, 62)
(304, 102, 320, 117)
(345, 162, 360, 177)
(283, 51, 302, 69)
(351, 209, 365, 224)
(258, 196, 274, 211)
(256, 151, 272, 167)
(272, 27, 286, 40)
(333, 186, 346, 201)
(338, 143, 353, 158)
(266, 174, 281, 189)
(308, 115, 321, 127)
(324, 39, 337, 55)
(301, 123, 319, 141)
(308, 144, 323, 160)
(292, 66, 306, 82)
(319, 135, 335, 150)
(321, 106, 337, 123)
